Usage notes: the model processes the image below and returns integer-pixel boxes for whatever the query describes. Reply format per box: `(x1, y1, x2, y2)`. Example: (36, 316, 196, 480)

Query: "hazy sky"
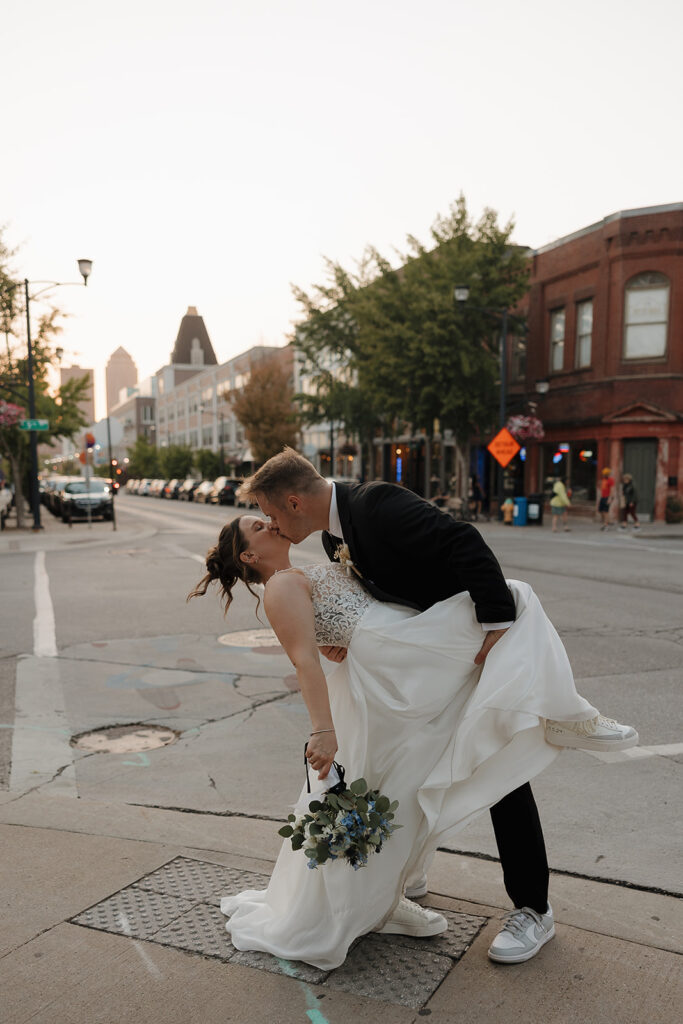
(3, 0, 681, 419)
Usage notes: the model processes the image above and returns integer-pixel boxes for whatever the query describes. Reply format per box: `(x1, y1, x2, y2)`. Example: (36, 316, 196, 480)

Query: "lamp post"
(454, 283, 527, 519)
(13, 260, 93, 530)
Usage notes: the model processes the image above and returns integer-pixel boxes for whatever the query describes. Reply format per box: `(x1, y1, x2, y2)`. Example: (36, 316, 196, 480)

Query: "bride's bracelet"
(310, 728, 336, 735)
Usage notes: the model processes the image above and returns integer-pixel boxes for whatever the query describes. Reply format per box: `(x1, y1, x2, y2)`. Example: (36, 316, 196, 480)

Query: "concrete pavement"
(1, 496, 682, 1022)
(1, 790, 681, 1024)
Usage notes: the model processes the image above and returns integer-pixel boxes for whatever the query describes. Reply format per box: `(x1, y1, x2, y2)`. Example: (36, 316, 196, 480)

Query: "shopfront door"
(622, 439, 657, 520)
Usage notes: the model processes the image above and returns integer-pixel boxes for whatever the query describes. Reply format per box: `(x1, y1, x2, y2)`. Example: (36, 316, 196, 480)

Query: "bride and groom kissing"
(190, 447, 637, 971)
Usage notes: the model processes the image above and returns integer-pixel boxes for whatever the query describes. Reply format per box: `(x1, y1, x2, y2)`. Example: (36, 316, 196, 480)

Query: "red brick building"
(507, 203, 683, 521)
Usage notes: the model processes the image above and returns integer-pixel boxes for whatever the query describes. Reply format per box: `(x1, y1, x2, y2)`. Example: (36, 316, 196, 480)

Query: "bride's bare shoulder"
(264, 568, 311, 603)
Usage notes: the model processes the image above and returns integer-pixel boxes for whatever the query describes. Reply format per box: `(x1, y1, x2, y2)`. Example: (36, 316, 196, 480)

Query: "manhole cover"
(218, 628, 281, 648)
(71, 724, 179, 753)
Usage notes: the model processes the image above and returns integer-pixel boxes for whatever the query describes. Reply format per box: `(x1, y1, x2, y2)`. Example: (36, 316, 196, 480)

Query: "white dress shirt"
(327, 483, 510, 632)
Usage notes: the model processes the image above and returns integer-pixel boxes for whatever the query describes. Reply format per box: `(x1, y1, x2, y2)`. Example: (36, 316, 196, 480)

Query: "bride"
(189, 513, 602, 970)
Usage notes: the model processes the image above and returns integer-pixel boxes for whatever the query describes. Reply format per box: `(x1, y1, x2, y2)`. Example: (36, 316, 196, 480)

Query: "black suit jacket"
(322, 481, 515, 623)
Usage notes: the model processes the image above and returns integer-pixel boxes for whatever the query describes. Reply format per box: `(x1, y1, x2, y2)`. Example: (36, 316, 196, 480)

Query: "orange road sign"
(487, 427, 521, 468)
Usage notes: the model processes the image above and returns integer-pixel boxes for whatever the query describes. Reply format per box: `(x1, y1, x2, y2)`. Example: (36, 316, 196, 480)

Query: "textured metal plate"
(369, 907, 486, 960)
(135, 855, 269, 906)
(323, 937, 452, 1009)
(72, 887, 195, 939)
(230, 948, 329, 984)
(150, 902, 235, 960)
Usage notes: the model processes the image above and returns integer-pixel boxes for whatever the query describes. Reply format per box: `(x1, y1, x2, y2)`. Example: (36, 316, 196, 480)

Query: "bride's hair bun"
(187, 517, 261, 613)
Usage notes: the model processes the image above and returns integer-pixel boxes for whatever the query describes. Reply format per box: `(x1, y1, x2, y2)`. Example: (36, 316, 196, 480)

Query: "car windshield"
(65, 481, 108, 494)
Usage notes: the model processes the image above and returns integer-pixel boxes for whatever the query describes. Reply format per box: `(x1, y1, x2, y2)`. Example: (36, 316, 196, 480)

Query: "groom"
(240, 448, 637, 964)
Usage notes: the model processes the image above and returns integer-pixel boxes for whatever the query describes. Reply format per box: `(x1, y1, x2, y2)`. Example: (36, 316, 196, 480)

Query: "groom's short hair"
(238, 447, 325, 504)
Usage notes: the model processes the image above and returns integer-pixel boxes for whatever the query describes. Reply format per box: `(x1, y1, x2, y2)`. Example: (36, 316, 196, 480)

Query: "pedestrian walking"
(618, 473, 641, 531)
(597, 467, 615, 529)
(550, 477, 571, 532)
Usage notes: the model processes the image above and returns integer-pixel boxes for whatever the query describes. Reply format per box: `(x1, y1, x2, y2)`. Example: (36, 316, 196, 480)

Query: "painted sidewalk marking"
(9, 552, 77, 796)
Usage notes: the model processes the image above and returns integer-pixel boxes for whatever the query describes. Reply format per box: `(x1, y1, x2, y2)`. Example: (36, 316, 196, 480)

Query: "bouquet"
(278, 765, 401, 871)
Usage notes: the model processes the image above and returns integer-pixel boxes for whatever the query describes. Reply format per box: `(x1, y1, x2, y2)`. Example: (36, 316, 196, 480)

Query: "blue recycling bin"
(513, 496, 528, 526)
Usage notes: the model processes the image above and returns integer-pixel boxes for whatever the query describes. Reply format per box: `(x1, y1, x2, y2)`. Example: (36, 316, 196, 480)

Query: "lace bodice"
(298, 562, 374, 646)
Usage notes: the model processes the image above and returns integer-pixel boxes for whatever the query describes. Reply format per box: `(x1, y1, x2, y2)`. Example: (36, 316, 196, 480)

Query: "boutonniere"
(334, 543, 362, 579)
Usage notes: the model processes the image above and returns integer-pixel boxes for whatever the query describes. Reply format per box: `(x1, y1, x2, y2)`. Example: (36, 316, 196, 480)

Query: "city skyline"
(3, 0, 682, 420)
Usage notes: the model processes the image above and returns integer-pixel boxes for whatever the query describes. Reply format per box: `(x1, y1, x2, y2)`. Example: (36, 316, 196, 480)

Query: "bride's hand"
(474, 627, 509, 666)
(306, 730, 338, 779)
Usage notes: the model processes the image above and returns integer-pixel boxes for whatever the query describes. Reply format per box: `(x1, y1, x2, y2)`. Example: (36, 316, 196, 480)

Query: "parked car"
(235, 479, 258, 508)
(193, 480, 215, 504)
(178, 478, 200, 501)
(126, 479, 139, 494)
(209, 476, 238, 505)
(60, 479, 114, 522)
(162, 479, 181, 499)
(138, 479, 152, 496)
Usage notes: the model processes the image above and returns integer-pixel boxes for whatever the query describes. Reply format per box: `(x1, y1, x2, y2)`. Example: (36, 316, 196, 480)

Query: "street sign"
(487, 427, 521, 468)
(19, 419, 49, 431)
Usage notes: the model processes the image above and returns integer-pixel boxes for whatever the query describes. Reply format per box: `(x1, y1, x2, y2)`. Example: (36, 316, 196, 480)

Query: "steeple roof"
(170, 307, 217, 366)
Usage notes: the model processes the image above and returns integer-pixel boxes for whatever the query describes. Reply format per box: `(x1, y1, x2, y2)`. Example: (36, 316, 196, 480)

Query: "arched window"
(623, 272, 670, 359)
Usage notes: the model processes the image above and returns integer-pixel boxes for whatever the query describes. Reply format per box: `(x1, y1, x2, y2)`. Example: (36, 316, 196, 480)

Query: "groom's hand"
(474, 628, 509, 666)
(319, 645, 347, 663)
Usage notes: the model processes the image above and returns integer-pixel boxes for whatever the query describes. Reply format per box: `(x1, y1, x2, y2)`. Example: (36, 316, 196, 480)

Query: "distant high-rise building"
(60, 365, 95, 426)
(106, 347, 138, 413)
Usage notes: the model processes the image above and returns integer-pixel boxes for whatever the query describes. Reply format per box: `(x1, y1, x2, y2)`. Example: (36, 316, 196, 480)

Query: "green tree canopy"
(126, 437, 161, 478)
(292, 196, 530, 484)
(158, 444, 194, 480)
(194, 448, 221, 480)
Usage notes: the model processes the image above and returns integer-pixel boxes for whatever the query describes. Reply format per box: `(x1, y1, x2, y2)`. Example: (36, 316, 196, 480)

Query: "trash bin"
(513, 496, 528, 526)
(527, 493, 544, 526)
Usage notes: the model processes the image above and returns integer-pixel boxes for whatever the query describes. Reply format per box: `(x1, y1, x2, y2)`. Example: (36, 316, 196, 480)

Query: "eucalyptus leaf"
(278, 825, 294, 838)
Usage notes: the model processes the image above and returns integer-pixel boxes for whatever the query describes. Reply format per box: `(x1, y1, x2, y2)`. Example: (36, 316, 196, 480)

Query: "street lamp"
(454, 283, 528, 519)
(12, 259, 93, 530)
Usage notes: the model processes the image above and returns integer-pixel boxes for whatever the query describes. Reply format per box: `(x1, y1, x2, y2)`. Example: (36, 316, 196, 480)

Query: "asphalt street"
(1, 494, 681, 894)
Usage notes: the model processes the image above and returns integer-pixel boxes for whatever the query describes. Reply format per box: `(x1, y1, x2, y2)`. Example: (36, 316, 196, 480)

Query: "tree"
(0, 262, 92, 526)
(126, 437, 160, 479)
(230, 356, 300, 465)
(158, 444, 193, 480)
(292, 195, 530, 493)
(194, 448, 221, 480)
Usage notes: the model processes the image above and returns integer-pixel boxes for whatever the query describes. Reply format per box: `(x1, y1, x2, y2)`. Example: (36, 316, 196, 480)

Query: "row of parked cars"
(125, 475, 254, 506)
(42, 476, 115, 522)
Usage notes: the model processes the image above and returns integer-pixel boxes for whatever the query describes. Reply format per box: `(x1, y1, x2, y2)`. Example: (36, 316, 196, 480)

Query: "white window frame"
(575, 299, 593, 368)
(623, 272, 670, 360)
(549, 308, 565, 372)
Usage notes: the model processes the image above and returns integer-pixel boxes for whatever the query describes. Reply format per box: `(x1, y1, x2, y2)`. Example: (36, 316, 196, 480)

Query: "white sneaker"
(545, 715, 638, 752)
(405, 875, 428, 899)
(378, 897, 447, 938)
(488, 905, 555, 964)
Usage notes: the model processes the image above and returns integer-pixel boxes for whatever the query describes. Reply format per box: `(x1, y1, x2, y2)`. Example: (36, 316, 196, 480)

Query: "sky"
(3, 0, 682, 420)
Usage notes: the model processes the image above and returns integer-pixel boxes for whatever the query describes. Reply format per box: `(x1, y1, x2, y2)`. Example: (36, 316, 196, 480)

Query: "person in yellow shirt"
(550, 477, 571, 532)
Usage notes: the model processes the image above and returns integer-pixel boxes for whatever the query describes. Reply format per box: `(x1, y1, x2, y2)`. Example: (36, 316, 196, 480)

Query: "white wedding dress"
(220, 563, 596, 969)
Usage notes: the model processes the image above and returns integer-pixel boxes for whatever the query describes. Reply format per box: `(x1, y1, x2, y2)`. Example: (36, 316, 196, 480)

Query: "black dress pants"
(489, 782, 549, 914)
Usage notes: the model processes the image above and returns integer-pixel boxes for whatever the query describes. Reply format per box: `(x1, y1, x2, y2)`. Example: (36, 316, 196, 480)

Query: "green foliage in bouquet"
(278, 777, 401, 870)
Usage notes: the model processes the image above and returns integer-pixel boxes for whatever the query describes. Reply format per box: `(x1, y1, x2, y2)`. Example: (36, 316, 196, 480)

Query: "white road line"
(10, 552, 77, 796)
(165, 541, 205, 564)
(586, 742, 683, 764)
(33, 550, 57, 657)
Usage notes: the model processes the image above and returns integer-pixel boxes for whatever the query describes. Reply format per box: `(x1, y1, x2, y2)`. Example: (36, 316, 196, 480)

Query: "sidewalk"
(1, 791, 680, 1024)
(0, 504, 156, 555)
